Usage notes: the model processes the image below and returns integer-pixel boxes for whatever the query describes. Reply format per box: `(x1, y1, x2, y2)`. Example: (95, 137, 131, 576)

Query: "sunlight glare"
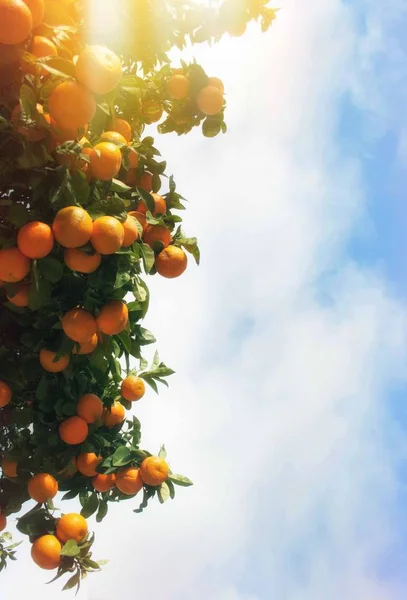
(89, 0, 123, 44)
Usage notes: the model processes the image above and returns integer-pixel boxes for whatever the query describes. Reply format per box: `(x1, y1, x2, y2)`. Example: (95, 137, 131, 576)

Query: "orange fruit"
(49, 80, 96, 130)
(141, 99, 163, 123)
(61, 307, 97, 343)
(208, 76, 224, 94)
(96, 300, 128, 335)
(116, 466, 143, 496)
(196, 85, 224, 115)
(27, 34, 56, 74)
(11, 102, 49, 141)
(76, 452, 102, 476)
(137, 192, 166, 216)
(110, 117, 131, 142)
(28, 472, 58, 503)
(64, 248, 101, 273)
(76, 45, 122, 95)
(127, 148, 139, 169)
(89, 142, 122, 181)
(72, 333, 98, 355)
(6, 283, 30, 307)
(0, 380, 11, 408)
(137, 171, 153, 192)
(100, 130, 127, 145)
(23, 0, 44, 28)
(121, 375, 145, 402)
(0, 247, 30, 283)
(166, 74, 189, 100)
(31, 534, 61, 570)
(0, 0, 33, 45)
(17, 221, 54, 259)
(90, 216, 124, 255)
(128, 211, 148, 233)
(92, 472, 116, 492)
(122, 215, 139, 247)
(140, 456, 169, 486)
(0, 513, 7, 532)
(59, 416, 88, 445)
(39, 348, 69, 372)
(102, 401, 125, 429)
(52, 206, 93, 248)
(1, 458, 17, 478)
(155, 245, 187, 278)
(143, 225, 171, 249)
(51, 118, 88, 143)
(76, 393, 103, 423)
(56, 513, 88, 543)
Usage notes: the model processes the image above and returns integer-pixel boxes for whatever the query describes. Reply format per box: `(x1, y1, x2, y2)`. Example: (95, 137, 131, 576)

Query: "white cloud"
(3, 1, 407, 599)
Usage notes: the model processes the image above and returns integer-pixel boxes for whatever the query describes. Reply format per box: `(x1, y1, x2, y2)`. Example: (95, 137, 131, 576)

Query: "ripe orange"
(72, 333, 98, 355)
(49, 80, 96, 130)
(59, 416, 88, 445)
(76, 393, 103, 423)
(141, 99, 163, 123)
(116, 466, 143, 496)
(92, 473, 116, 493)
(196, 85, 224, 115)
(39, 348, 70, 372)
(102, 401, 125, 429)
(11, 102, 49, 141)
(76, 452, 102, 477)
(137, 171, 153, 192)
(127, 148, 139, 169)
(0, 513, 6, 532)
(100, 130, 127, 146)
(89, 142, 122, 181)
(31, 534, 61, 570)
(96, 300, 128, 336)
(140, 456, 169, 486)
(0, 247, 30, 283)
(28, 472, 58, 503)
(208, 76, 224, 94)
(166, 74, 190, 100)
(122, 215, 139, 247)
(27, 34, 56, 74)
(2, 458, 17, 478)
(17, 221, 54, 259)
(64, 248, 101, 273)
(155, 245, 187, 278)
(110, 118, 131, 142)
(61, 307, 97, 343)
(52, 206, 93, 248)
(6, 283, 30, 307)
(137, 192, 166, 216)
(51, 118, 88, 143)
(0, 380, 11, 408)
(121, 375, 145, 402)
(0, 0, 33, 45)
(23, 0, 44, 28)
(128, 210, 148, 233)
(76, 45, 122, 95)
(143, 225, 171, 249)
(90, 216, 124, 255)
(56, 513, 88, 543)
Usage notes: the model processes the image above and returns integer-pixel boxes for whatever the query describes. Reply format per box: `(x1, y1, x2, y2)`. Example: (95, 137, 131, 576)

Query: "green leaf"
(169, 473, 193, 487)
(37, 257, 63, 283)
(62, 571, 80, 592)
(39, 56, 76, 78)
(139, 243, 155, 273)
(158, 482, 171, 504)
(202, 118, 221, 138)
(60, 540, 80, 558)
(111, 446, 133, 467)
(136, 188, 155, 213)
(117, 331, 131, 354)
(138, 327, 156, 346)
(8, 204, 29, 227)
(80, 493, 99, 519)
(96, 499, 108, 523)
(158, 445, 167, 459)
(111, 179, 131, 193)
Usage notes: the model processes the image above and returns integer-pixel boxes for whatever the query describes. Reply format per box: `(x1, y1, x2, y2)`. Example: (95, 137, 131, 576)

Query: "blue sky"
(4, 1, 407, 599)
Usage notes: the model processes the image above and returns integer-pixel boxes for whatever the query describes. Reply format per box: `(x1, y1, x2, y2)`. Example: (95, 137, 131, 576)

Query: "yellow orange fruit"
(102, 401, 125, 429)
(17, 221, 54, 259)
(7, 283, 30, 307)
(207, 76, 224, 93)
(76, 452, 102, 477)
(166, 74, 189, 100)
(89, 141, 122, 181)
(28, 34, 57, 74)
(96, 300, 128, 336)
(137, 192, 166, 216)
(0, 247, 31, 283)
(75, 45, 122, 95)
(28, 473, 58, 503)
(72, 333, 98, 355)
(61, 307, 97, 343)
(140, 456, 169, 486)
(90, 216, 124, 255)
(143, 225, 171, 249)
(1, 458, 17, 478)
(56, 513, 88, 543)
(49, 80, 96, 130)
(76, 393, 103, 424)
(52, 206, 93, 248)
(0, 0, 33, 45)
(59, 416, 88, 445)
(121, 376, 145, 402)
(92, 473, 116, 492)
(39, 349, 70, 373)
(64, 248, 101, 273)
(155, 245, 188, 279)
(110, 117, 131, 142)
(100, 130, 127, 145)
(0, 380, 12, 408)
(196, 85, 224, 115)
(128, 210, 147, 233)
(31, 534, 61, 570)
(122, 215, 139, 247)
(23, 0, 44, 28)
(116, 466, 143, 496)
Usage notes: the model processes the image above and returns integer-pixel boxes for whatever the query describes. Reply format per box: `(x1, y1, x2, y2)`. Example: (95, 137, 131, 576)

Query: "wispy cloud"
(3, 2, 407, 599)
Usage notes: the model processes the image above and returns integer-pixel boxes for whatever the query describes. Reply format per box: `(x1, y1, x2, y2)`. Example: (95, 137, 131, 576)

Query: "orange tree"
(0, 0, 277, 591)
